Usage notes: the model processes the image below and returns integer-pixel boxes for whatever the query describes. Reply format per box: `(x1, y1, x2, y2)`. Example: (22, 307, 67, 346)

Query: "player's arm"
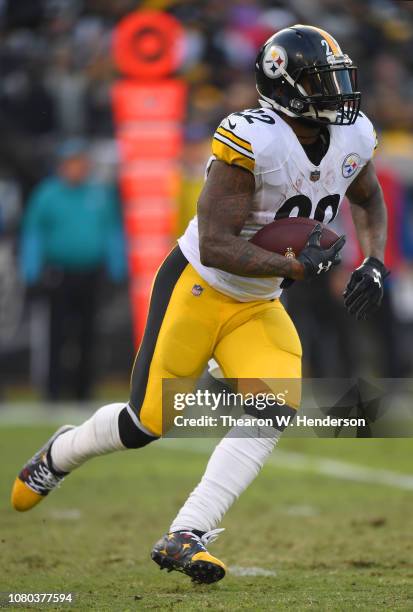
(344, 160, 390, 319)
(198, 160, 345, 280)
(198, 160, 305, 279)
(346, 160, 387, 261)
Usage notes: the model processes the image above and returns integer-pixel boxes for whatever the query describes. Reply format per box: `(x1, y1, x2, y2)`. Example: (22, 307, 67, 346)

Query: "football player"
(12, 25, 389, 584)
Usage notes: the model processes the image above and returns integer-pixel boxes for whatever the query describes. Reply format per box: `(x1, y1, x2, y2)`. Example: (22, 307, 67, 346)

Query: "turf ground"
(1, 422, 413, 611)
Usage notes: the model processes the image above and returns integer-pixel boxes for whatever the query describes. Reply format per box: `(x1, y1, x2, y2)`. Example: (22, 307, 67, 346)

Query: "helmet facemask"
(293, 63, 361, 125)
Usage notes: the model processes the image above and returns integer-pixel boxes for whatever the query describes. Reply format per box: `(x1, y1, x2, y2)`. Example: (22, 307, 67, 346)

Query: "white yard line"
(0, 404, 99, 426)
(48, 509, 82, 521)
(161, 438, 413, 491)
(1, 408, 413, 491)
(271, 449, 413, 491)
(229, 566, 277, 577)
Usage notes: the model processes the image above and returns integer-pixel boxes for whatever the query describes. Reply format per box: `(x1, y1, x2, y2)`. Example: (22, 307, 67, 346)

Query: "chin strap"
(258, 92, 338, 124)
(303, 105, 338, 122)
(258, 93, 298, 118)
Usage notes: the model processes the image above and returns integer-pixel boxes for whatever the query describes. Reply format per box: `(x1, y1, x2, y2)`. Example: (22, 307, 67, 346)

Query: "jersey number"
(232, 109, 275, 125)
(274, 194, 340, 223)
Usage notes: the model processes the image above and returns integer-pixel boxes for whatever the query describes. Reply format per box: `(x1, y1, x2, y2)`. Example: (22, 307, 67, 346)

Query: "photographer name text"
(173, 415, 366, 428)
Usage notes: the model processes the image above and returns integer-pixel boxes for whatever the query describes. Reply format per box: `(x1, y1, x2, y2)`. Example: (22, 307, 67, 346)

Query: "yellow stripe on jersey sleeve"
(212, 132, 255, 173)
(216, 126, 253, 153)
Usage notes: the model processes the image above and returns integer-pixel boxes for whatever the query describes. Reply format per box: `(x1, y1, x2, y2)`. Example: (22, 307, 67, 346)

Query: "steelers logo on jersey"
(262, 45, 288, 79)
(342, 153, 361, 178)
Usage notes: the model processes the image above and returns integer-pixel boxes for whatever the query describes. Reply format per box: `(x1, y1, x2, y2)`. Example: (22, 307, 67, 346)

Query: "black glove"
(343, 256, 390, 320)
(281, 224, 346, 289)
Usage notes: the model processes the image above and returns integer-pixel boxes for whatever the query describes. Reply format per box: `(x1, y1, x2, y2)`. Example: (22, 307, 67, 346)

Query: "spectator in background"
(20, 139, 126, 401)
(0, 170, 23, 371)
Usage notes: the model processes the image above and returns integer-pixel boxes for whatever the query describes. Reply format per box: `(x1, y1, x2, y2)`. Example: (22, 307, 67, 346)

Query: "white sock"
(170, 424, 281, 533)
(50, 403, 126, 473)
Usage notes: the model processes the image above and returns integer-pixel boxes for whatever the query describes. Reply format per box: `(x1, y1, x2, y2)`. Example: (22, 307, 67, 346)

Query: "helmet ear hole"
(290, 99, 304, 111)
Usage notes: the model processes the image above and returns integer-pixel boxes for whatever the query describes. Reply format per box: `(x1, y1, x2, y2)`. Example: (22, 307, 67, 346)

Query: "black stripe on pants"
(129, 245, 188, 423)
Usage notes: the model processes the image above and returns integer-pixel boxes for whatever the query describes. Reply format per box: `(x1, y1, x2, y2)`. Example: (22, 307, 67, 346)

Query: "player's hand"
(281, 225, 345, 288)
(343, 257, 390, 320)
(299, 224, 345, 278)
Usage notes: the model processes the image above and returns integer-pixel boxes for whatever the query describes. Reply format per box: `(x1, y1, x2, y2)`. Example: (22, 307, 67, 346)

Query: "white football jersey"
(178, 107, 377, 302)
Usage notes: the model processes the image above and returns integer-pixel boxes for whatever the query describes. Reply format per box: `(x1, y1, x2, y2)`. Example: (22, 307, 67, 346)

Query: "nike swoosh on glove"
(343, 256, 390, 320)
(281, 224, 345, 289)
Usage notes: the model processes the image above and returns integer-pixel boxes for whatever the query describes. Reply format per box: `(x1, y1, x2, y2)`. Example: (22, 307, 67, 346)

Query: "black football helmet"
(255, 24, 361, 126)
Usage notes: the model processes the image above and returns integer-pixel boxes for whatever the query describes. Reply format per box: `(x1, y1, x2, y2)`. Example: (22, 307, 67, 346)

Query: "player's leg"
(168, 299, 301, 535)
(11, 247, 217, 511)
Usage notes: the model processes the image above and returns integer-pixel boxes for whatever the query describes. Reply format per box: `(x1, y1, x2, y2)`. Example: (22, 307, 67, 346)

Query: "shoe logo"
(191, 284, 204, 297)
(228, 119, 237, 129)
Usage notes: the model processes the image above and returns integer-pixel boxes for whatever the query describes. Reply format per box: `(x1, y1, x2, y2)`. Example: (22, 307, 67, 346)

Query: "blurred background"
(0, 0, 413, 403)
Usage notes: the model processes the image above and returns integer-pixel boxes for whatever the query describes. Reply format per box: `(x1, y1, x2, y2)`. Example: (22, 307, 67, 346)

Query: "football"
(249, 217, 340, 258)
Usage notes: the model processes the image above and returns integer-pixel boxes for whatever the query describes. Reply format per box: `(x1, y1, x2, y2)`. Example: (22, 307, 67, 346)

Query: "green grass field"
(1, 424, 413, 611)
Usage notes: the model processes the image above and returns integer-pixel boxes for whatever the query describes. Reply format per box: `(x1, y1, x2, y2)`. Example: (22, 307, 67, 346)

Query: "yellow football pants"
(130, 247, 302, 436)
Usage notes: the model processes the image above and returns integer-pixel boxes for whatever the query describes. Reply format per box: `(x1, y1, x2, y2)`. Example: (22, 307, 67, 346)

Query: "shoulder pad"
(212, 108, 290, 174)
(351, 112, 378, 161)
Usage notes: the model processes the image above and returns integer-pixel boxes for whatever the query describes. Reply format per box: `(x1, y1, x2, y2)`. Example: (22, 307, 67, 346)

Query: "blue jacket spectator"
(21, 141, 126, 284)
(19, 139, 127, 400)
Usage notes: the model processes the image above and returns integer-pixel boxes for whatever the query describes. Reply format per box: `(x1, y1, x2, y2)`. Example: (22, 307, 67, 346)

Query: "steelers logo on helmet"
(342, 153, 361, 178)
(262, 45, 288, 79)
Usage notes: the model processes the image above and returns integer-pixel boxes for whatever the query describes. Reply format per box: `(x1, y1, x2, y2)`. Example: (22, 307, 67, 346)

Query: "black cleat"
(11, 425, 74, 512)
(151, 529, 226, 584)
